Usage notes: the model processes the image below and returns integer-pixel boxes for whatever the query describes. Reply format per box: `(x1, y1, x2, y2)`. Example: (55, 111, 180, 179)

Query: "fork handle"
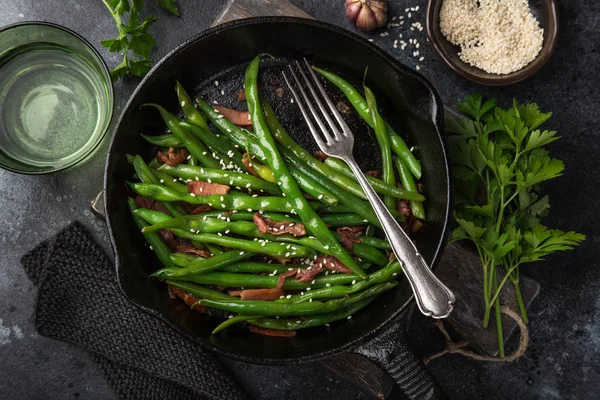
(343, 156, 455, 319)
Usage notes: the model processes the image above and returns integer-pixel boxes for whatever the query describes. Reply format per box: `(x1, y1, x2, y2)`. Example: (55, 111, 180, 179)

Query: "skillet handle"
(321, 310, 446, 400)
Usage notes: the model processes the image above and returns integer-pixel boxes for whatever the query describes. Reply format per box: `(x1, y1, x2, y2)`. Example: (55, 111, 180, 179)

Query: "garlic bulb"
(345, 0, 388, 32)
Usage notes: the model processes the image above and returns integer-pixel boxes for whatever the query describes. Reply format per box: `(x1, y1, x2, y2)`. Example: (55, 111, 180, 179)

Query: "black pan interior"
(105, 17, 452, 363)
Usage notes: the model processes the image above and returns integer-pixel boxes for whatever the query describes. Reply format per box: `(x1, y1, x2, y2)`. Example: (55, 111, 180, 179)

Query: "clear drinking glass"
(0, 22, 114, 174)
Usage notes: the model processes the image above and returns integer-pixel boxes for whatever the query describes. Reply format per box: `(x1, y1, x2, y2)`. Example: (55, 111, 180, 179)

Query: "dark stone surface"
(0, 0, 598, 399)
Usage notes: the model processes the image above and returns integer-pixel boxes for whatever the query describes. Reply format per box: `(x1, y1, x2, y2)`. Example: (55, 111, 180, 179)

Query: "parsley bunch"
(447, 94, 585, 357)
(101, 0, 179, 80)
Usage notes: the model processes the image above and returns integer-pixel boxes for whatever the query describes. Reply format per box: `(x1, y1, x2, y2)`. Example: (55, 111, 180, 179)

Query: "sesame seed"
(296, 320, 301, 324)
(286, 295, 292, 299)
(217, 115, 224, 119)
(317, 194, 323, 200)
(217, 232, 222, 236)
(285, 252, 291, 257)
(393, 272, 398, 276)
(306, 287, 311, 291)
(247, 208, 252, 212)
(159, 179, 164, 183)
(190, 193, 196, 197)
(311, 279, 316, 284)
(225, 230, 230, 234)
(190, 229, 195, 233)
(245, 183, 251, 188)
(347, 316, 352, 320)
(239, 251, 244, 255)
(186, 155, 191, 160)
(213, 100, 218, 104)
(181, 101, 185, 106)
(149, 246, 153, 250)
(214, 80, 219, 86)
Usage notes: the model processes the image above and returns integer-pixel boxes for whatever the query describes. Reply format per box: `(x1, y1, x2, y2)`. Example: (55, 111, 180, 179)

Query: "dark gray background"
(0, 0, 598, 399)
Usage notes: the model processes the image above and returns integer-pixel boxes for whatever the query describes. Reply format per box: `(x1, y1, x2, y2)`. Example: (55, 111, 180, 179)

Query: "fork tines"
(282, 59, 351, 150)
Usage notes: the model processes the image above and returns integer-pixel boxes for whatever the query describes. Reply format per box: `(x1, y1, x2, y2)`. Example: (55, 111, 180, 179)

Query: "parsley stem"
(511, 274, 529, 324)
(488, 262, 520, 306)
(494, 272, 505, 358)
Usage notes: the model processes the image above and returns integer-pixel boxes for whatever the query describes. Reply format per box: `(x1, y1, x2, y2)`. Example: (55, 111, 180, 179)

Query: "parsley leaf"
(447, 95, 585, 358)
(100, 0, 178, 80)
(158, 0, 180, 16)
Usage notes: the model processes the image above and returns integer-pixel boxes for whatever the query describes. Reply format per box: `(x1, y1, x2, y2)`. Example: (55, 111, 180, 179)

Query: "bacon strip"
(175, 245, 212, 258)
(168, 286, 206, 312)
(336, 226, 363, 253)
(277, 269, 297, 289)
(366, 170, 380, 178)
(314, 256, 353, 274)
(214, 105, 252, 127)
(188, 180, 230, 196)
(157, 147, 188, 166)
(240, 288, 284, 301)
(242, 154, 261, 178)
(296, 263, 323, 282)
(314, 151, 328, 161)
(135, 195, 170, 215)
(249, 326, 296, 337)
(253, 213, 306, 237)
(158, 229, 178, 250)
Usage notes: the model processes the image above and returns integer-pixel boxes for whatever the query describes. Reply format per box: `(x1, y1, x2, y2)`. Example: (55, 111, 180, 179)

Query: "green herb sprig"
(447, 94, 585, 357)
(101, 0, 179, 80)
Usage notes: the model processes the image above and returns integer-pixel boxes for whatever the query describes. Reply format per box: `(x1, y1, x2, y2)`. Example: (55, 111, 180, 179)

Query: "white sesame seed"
(317, 194, 323, 200)
(213, 100, 218, 104)
(214, 80, 219, 86)
(239, 251, 244, 255)
(186, 155, 191, 160)
(393, 272, 398, 276)
(159, 179, 164, 183)
(190, 193, 196, 197)
(286, 295, 292, 299)
(325, 283, 331, 287)
(347, 316, 352, 320)
(352, 280, 356, 284)
(306, 287, 311, 291)
(149, 246, 153, 250)
(217, 115, 224, 119)
(181, 101, 186, 107)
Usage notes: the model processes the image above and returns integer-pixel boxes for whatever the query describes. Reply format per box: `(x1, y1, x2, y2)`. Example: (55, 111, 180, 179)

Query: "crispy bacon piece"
(314, 151, 328, 161)
(296, 263, 323, 282)
(158, 229, 178, 250)
(336, 226, 363, 253)
(315, 256, 353, 274)
(188, 180, 230, 196)
(228, 290, 243, 297)
(135, 195, 170, 214)
(249, 326, 296, 337)
(397, 199, 411, 220)
(157, 147, 188, 166)
(242, 154, 261, 178)
(175, 245, 212, 258)
(214, 105, 252, 126)
(366, 170, 379, 178)
(253, 213, 306, 237)
(168, 286, 205, 312)
(277, 269, 297, 289)
(190, 204, 213, 214)
(240, 288, 284, 301)
(236, 84, 262, 101)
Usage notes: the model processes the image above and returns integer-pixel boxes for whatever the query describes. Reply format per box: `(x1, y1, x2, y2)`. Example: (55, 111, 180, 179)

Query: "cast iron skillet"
(105, 17, 452, 397)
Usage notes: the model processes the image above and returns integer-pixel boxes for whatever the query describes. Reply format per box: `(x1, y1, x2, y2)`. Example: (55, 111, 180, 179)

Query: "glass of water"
(0, 22, 113, 174)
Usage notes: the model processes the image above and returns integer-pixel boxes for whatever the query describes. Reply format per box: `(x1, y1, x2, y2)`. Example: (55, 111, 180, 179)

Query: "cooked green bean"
(141, 133, 182, 147)
(395, 157, 426, 220)
(158, 164, 282, 195)
(151, 250, 255, 278)
(128, 198, 178, 269)
(197, 282, 397, 316)
(313, 66, 422, 179)
(166, 280, 233, 301)
(176, 81, 210, 130)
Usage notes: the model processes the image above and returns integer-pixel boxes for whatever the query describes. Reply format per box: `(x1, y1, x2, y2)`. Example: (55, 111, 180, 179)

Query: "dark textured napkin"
(21, 221, 247, 400)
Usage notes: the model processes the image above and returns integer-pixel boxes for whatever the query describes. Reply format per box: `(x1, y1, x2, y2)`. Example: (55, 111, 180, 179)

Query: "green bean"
(141, 133, 183, 147)
(132, 208, 172, 224)
(158, 164, 282, 195)
(249, 297, 375, 331)
(195, 96, 267, 159)
(132, 155, 185, 217)
(395, 157, 426, 220)
(288, 261, 400, 303)
(176, 81, 210, 130)
(128, 198, 178, 269)
(206, 243, 224, 255)
(365, 85, 396, 210)
(166, 280, 233, 301)
(179, 121, 248, 173)
(245, 56, 366, 279)
(197, 282, 397, 316)
(213, 315, 259, 334)
(144, 103, 221, 169)
(221, 262, 297, 274)
(128, 182, 319, 213)
(151, 250, 255, 278)
(169, 229, 316, 259)
(284, 154, 380, 226)
(151, 168, 189, 193)
(262, 100, 423, 201)
(176, 270, 359, 289)
(334, 232, 391, 250)
(313, 67, 422, 179)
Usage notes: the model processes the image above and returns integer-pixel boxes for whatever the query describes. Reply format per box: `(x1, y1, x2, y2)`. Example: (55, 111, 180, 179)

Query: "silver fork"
(283, 60, 455, 319)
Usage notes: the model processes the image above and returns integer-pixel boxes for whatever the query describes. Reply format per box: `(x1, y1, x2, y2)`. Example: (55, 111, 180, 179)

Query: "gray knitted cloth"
(21, 221, 248, 400)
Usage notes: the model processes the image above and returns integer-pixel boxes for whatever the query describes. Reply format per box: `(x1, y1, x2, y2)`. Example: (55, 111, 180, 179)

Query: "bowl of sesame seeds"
(426, 0, 558, 85)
